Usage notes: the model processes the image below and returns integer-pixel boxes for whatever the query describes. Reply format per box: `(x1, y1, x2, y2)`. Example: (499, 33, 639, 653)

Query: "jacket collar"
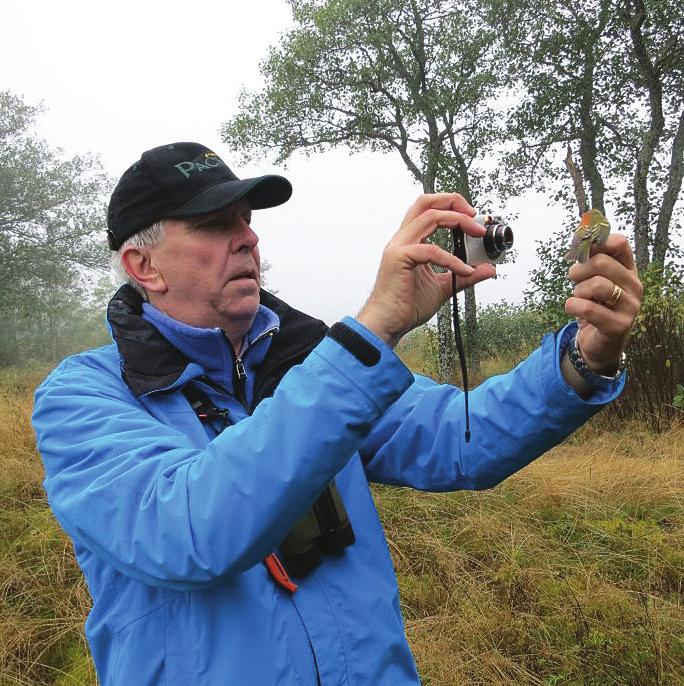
(107, 285, 328, 399)
(140, 302, 280, 393)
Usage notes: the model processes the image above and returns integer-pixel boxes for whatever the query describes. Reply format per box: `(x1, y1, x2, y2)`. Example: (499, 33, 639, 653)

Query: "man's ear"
(120, 246, 168, 294)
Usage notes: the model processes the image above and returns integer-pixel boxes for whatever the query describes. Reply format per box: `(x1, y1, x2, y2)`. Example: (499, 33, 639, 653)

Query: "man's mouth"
(230, 269, 258, 281)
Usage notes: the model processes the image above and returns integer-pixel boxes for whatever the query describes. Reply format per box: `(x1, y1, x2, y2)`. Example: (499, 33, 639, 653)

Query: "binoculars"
(280, 481, 355, 577)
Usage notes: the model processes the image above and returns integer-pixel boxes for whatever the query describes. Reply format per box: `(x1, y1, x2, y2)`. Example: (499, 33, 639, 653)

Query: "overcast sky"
(1, 0, 567, 324)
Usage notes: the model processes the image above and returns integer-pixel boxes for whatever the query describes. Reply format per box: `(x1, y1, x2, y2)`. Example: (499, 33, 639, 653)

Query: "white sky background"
(0, 0, 566, 324)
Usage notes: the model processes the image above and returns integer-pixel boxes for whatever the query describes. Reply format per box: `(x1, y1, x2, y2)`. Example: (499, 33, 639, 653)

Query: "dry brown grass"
(376, 424, 684, 685)
(1, 367, 683, 685)
(0, 368, 46, 495)
(0, 367, 96, 686)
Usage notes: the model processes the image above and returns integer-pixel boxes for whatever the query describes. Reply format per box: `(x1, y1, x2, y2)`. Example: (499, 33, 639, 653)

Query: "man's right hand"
(357, 193, 496, 348)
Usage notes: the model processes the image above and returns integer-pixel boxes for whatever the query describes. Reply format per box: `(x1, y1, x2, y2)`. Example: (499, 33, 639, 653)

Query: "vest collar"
(140, 302, 280, 393)
(106, 285, 328, 399)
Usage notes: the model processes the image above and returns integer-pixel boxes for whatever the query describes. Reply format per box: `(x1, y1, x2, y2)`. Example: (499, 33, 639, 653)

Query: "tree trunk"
(432, 227, 456, 382)
(452, 173, 481, 379)
(578, 67, 606, 214)
(565, 144, 589, 216)
(633, 121, 663, 271)
(652, 100, 684, 265)
(575, 14, 609, 216)
(624, 0, 665, 271)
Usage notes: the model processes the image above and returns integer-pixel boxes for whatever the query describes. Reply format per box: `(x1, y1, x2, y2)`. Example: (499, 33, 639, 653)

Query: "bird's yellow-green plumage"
(565, 209, 611, 264)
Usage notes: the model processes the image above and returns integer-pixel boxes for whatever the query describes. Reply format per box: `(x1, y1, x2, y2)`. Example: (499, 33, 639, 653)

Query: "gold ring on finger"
(606, 284, 623, 308)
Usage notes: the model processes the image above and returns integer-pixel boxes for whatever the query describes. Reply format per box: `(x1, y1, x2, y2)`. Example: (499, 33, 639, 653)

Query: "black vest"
(106, 284, 329, 403)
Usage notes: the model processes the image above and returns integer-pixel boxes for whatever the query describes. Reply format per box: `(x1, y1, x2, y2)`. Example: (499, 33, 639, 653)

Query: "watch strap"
(567, 334, 625, 387)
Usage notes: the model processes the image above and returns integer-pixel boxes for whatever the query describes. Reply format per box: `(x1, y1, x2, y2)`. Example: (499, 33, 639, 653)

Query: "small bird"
(565, 209, 611, 264)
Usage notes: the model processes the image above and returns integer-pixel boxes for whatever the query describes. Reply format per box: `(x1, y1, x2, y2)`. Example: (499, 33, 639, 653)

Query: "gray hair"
(110, 221, 166, 299)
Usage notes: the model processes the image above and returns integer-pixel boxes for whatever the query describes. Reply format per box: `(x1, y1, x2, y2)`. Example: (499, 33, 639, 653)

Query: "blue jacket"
(32, 287, 624, 685)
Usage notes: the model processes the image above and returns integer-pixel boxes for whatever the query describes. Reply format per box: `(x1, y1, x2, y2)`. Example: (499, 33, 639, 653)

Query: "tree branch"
(564, 144, 589, 216)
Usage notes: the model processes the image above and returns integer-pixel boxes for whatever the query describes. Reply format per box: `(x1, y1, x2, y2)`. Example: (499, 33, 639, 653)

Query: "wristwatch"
(567, 334, 626, 387)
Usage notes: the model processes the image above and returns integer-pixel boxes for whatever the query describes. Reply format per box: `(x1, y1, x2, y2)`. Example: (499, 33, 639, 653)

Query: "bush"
(475, 301, 549, 361)
(397, 303, 551, 386)
(396, 325, 441, 379)
(524, 225, 575, 331)
(604, 264, 684, 431)
(674, 385, 684, 410)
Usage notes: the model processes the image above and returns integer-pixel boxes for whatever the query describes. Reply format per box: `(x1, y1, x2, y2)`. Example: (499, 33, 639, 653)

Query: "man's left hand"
(565, 234, 643, 374)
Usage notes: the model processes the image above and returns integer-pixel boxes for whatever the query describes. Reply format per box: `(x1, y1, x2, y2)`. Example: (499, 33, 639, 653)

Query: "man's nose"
(233, 221, 259, 252)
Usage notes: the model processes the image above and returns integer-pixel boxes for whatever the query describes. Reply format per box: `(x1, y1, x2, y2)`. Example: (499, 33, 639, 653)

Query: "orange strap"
(263, 553, 298, 593)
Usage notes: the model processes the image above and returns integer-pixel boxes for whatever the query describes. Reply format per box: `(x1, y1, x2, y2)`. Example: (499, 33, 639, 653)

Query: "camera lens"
(483, 222, 514, 260)
(499, 225, 514, 251)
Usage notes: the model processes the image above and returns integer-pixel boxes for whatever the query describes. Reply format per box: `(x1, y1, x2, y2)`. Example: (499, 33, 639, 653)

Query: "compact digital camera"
(452, 214, 514, 266)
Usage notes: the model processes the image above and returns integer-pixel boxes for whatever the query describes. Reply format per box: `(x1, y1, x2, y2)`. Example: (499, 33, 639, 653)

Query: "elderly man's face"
(151, 200, 261, 333)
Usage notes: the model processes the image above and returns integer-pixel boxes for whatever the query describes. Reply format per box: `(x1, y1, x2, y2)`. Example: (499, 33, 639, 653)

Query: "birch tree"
(496, 0, 684, 270)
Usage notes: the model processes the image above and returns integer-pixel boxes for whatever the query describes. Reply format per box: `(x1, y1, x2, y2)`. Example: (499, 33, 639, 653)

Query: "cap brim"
(168, 175, 292, 217)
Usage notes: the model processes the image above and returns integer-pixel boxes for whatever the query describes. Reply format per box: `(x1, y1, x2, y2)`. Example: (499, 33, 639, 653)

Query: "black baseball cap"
(106, 142, 292, 250)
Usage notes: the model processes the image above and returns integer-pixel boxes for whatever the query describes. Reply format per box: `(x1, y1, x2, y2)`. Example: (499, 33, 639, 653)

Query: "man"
(32, 142, 642, 685)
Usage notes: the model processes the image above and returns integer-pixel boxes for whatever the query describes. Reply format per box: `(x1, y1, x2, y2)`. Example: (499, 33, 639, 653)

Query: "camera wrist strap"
(451, 228, 471, 443)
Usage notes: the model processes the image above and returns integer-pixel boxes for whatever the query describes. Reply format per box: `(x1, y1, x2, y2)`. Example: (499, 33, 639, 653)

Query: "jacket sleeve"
(32, 327, 413, 590)
(358, 320, 625, 490)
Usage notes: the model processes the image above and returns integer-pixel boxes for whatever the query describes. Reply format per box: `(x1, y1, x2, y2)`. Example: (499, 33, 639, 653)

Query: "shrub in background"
(524, 227, 575, 332)
(605, 264, 684, 431)
(398, 302, 550, 386)
(474, 301, 549, 362)
(674, 384, 684, 410)
(396, 325, 441, 379)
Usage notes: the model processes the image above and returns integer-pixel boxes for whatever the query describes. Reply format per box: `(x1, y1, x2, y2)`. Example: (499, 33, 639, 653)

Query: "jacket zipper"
(233, 355, 248, 409)
(221, 328, 278, 412)
(251, 327, 278, 347)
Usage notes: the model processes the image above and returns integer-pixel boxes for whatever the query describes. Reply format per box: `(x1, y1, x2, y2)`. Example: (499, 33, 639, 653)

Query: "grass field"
(1, 366, 682, 685)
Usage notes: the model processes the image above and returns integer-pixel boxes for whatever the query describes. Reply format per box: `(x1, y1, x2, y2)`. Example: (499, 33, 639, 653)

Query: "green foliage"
(674, 384, 684, 410)
(397, 302, 551, 386)
(475, 301, 549, 360)
(524, 224, 684, 430)
(523, 224, 575, 329)
(493, 0, 684, 267)
(396, 325, 441, 379)
(0, 91, 112, 366)
(605, 263, 684, 430)
(223, 0, 503, 200)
